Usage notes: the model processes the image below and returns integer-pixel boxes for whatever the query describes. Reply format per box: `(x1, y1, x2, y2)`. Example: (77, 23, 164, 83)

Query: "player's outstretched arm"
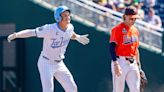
(7, 29, 36, 42)
(71, 33, 90, 45)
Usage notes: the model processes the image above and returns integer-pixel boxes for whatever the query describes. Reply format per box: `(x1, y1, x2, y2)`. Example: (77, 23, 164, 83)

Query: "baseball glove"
(140, 69, 148, 92)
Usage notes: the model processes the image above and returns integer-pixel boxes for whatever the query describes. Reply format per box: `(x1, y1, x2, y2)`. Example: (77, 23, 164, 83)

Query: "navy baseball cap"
(124, 6, 139, 18)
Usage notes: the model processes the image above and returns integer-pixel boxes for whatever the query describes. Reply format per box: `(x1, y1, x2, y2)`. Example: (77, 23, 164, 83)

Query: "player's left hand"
(140, 69, 148, 92)
(76, 34, 90, 45)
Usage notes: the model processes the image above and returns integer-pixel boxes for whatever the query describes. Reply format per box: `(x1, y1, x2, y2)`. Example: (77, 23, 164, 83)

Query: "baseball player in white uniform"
(7, 6, 89, 92)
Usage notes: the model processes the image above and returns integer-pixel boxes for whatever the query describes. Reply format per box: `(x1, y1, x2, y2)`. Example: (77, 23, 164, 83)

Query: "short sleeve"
(110, 28, 121, 44)
(35, 24, 50, 38)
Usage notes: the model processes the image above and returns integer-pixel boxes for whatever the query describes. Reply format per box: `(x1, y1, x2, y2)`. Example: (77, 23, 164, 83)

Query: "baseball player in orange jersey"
(109, 6, 143, 92)
(7, 6, 89, 92)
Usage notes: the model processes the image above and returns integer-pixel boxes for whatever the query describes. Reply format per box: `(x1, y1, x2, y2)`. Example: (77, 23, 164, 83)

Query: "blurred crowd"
(89, 0, 162, 31)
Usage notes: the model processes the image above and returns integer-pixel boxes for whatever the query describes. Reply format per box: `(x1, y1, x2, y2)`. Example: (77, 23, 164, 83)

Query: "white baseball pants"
(37, 55, 77, 92)
(111, 56, 140, 92)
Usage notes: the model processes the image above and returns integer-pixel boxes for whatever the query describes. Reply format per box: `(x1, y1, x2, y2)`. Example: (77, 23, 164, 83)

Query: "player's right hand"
(7, 32, 17, 42)
(113, 61, 122, 77)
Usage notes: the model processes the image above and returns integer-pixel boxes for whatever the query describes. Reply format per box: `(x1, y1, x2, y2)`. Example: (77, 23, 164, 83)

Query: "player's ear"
(122, 14, 126, 21)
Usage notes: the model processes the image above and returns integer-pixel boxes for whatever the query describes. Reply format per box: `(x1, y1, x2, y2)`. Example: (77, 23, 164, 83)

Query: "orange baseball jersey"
(110, 22, 139, 56)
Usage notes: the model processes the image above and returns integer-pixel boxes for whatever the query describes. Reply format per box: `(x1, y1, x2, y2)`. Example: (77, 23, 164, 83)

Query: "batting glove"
(75, 34, 90, 45)
(7, 32, 17, 42)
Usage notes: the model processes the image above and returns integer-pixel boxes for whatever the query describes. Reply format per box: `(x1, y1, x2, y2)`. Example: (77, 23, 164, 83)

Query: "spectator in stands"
(97, 0, 108, 6)
(124, 0, 134, 6)
(111, 0, 124, 5)
(144, 8, 162, 28)
(116, 3, 126, 13)
(104, 0, 117, 11)
(144, 0, 157, 8)
(134, 2, 145, 20)
(94, 0, 117, 27)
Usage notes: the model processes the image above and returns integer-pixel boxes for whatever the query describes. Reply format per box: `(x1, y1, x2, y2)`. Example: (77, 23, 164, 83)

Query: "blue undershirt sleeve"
(109, 42, 117, 62)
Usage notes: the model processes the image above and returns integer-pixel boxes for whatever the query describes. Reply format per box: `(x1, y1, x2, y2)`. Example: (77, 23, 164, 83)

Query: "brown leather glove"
(140, 69, 148, 92)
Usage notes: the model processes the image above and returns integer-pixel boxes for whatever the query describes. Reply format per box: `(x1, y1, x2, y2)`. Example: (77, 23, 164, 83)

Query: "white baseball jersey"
(35, 23, 77, 92)
(35, 23, 74, 60)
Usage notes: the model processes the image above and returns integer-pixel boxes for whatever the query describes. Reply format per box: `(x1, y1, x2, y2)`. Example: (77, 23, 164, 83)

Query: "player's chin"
(130, 22, 135, 26)
(66, 20, 71, 24)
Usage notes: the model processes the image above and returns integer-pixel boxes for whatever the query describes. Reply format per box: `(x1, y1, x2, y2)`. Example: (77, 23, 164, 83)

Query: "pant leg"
(126, 67, 140, 92)
(37, 57, 56, 92)
(54, 61, 77, 92)
(111, 61, 127, 92)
